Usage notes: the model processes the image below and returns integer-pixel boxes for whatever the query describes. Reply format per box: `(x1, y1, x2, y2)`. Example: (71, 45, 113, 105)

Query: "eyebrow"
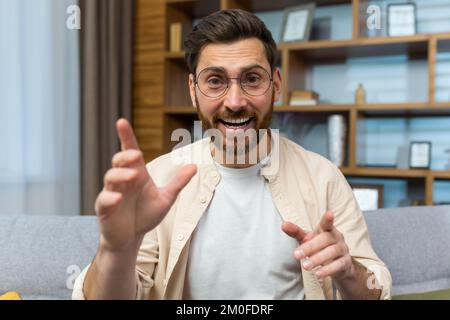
(198, 64, 266, 75)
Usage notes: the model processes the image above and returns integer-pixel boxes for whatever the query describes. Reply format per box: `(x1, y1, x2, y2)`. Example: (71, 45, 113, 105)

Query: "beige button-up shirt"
(73, 134, 392, 300)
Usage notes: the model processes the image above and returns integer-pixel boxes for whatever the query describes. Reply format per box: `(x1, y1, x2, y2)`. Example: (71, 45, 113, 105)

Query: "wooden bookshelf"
(135, 0, 450, 207)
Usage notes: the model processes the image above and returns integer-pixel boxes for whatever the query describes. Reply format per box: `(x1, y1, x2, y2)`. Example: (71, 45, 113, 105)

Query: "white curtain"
(0, 0, 80, 215)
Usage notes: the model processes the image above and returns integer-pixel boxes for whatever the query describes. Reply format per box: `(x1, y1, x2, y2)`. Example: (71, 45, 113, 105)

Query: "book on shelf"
(289, 99, 318, 106)
(290, 90, 319, 100)
(169, 22, 182, 52)
(289, 90, 320, 106)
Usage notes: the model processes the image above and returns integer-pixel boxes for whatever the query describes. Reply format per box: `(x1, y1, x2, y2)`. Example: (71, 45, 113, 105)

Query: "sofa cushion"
(2, 205, 450, 299)
(0, 215, 99, 300)
(364, 205, 450, 296)
(393, 288, 450, 300)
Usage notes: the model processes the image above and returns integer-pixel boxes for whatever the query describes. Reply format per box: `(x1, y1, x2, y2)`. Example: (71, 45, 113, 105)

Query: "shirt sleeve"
(71, 230, 159, 300)
(328, 168, 393, 300)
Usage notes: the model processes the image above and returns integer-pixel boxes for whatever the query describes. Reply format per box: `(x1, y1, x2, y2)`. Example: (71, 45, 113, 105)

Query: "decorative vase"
(355, 83, 366, 105)
(327, 115, 347, 167)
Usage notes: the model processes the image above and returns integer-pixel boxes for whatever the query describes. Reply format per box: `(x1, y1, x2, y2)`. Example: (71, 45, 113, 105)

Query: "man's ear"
(189, 73, 197, 108)
(273, 67, 282, 103)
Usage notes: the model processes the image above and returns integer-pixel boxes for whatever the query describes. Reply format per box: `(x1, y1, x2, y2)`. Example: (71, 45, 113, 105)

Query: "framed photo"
(388, 3, 417, 37)
(409, 141, 432, 169)
(280, 3, 315, 44)
(351, 184, 384, 211)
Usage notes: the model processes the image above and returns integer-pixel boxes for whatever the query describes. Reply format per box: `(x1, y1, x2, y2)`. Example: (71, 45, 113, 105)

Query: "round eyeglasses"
(194, 66, 273, 99)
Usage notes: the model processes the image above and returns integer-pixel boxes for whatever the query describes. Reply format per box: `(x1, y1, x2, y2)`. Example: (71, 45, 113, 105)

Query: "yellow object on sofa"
(0, 292, 22, 300)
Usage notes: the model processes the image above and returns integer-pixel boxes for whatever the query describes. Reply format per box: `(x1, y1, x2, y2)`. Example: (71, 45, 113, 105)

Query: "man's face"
(188, 38, 282, 155)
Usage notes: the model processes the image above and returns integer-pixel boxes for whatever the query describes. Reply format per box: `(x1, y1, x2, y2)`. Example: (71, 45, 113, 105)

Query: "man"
(73, 9, 391, 300)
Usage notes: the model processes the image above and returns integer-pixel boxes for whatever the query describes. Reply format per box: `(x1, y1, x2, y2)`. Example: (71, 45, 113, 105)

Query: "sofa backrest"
(0, 215, 99, 300)
(363, 205, 450, 295)
(2, 205, 450, 299)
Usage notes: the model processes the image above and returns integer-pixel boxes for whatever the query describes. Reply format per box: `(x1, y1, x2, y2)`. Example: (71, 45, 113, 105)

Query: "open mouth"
(218, 117, 255, 129)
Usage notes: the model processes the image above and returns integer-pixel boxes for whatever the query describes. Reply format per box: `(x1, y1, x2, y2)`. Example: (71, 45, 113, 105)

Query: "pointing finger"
(116, 118, 139, 151)
(319, 211, 334, 232)
(282, 221, 309, 243)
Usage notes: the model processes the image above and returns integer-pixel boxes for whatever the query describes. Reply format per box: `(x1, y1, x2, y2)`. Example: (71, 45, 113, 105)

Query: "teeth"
(222, 117, 251, 124)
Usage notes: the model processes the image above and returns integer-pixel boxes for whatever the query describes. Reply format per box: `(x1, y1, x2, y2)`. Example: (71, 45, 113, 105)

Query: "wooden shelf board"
(281, 34, 428, 50)
(281, 35, 432, 59)
(282, 33, 450, 51)
(165, 32, 450, 59)
(433, 102, 450, 108)
(434, 32, 450, 41)
(341, 167, 450, 179)
(357, 103, 427, 110)
(341, 167, 430, 178)
(164, 37, 450, 62)
(433, 171, 450, 179)
(274, 104, 351, 112)
(358, 103, 450, 117)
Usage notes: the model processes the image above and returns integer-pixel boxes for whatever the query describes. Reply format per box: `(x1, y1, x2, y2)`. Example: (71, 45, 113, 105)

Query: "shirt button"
(200, 197, 207, 204)
(211, 172, 218, 179)
(177, 234, 184, 241)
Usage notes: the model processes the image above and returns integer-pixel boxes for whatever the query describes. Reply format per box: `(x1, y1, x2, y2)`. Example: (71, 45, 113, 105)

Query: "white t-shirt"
(183, 158, 304, 300)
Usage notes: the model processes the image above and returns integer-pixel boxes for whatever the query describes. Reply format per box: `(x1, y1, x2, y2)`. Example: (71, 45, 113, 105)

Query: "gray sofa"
(1, 205, 450, 299)
(0, 215, 99, 300)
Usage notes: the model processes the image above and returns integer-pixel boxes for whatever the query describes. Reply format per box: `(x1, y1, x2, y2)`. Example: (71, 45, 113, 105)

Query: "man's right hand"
(96, 118, 197, 253)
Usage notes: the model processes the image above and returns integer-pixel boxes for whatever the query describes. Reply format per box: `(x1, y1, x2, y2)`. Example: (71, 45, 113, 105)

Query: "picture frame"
(409, 141, 432, 169)
(387, 2, 417, 37)
(351, 184, 384, 211)
(280, 3, 315, 44)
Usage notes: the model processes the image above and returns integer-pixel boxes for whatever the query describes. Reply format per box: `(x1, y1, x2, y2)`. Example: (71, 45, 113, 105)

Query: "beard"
(196, 89, 275, 165)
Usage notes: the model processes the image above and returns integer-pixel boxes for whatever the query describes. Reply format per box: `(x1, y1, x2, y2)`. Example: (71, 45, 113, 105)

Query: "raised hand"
(282, 211, 354, 281)
(95, 118, 197, 253)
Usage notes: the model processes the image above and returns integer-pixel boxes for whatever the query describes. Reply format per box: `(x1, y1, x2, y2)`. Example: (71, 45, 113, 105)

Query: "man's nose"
(223, 79, 247, 111)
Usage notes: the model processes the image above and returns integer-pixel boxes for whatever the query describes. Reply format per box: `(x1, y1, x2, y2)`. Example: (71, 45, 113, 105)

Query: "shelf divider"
(426, 174, 434, 206)
(428, 37, 437, 105)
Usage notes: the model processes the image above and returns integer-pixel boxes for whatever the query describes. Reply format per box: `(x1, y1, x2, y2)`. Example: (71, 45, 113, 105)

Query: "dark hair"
(184, 9, 278, 75)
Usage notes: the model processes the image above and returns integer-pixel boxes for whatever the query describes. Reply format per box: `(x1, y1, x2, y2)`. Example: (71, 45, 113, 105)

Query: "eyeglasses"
(194, 66, 273, 99)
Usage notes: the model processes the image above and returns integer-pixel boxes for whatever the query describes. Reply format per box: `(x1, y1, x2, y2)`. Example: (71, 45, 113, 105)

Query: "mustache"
(212, 110, 256, 122)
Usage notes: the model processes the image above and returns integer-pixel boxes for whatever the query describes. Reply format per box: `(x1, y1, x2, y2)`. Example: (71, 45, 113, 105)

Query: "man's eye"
(207, 77, 225, 87)
(244, 74, 261, 84)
